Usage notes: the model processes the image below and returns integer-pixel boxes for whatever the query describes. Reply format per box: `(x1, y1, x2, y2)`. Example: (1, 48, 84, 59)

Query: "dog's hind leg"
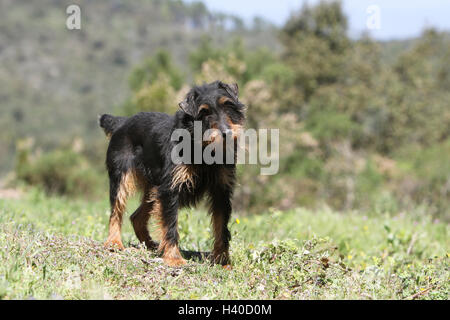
(130, 187, 159, 250)
(104, 170, 137, 250)
(156, 189, 186, 267)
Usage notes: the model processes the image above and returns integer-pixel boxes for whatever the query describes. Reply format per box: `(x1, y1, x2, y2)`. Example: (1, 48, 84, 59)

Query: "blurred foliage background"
(1, 0, 449, 221)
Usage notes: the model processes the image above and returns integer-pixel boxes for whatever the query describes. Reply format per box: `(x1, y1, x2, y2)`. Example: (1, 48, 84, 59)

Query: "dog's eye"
(223, 100, 234, 107)
(219, 96, 234, 107)
(222, 100, 235, 109)
(198, 106, 210, 117)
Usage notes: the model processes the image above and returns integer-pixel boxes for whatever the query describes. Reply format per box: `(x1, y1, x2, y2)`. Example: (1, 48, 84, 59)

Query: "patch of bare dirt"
(0, 188, 22, 199)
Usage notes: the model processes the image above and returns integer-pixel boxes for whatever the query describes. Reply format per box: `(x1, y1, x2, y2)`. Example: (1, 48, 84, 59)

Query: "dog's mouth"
(202, 129, 236, 147)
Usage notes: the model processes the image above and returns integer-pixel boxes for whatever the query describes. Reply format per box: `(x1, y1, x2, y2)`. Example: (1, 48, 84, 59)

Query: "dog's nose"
(223, 129, 233, 138)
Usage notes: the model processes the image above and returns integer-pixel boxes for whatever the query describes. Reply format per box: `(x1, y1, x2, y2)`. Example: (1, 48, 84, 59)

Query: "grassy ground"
(0, 189, 448, 300)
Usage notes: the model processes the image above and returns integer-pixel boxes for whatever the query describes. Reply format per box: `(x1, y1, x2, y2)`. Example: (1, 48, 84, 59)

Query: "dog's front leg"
(209, 186, 232, 266)
(157, 189, 186, 267)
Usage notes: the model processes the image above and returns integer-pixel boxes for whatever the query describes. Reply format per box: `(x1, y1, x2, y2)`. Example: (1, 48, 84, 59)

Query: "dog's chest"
(173, 165, 234, 207)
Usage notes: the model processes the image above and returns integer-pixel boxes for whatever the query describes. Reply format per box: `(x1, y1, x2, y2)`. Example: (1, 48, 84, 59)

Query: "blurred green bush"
(15, 140, 106, 198)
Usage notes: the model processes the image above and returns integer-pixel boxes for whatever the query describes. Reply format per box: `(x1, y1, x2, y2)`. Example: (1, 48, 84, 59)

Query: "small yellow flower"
(236, 218, 240, 225)
(347, 254, 353, 260)
(363, 225, 368, 231)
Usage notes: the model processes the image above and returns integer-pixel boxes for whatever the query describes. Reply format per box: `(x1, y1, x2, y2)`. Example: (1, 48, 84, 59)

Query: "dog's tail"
(98, 114, 127, 138)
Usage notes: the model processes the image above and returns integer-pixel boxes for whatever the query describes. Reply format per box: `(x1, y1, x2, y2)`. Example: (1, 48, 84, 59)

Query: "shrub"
(16, 147, 105, 198)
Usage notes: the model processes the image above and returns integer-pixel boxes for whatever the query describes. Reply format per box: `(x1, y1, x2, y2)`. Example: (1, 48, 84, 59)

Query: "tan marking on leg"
(104, 170, 139, 251)
(152, 195, 186, 267)
(157, 223, 186, 267)
(147, 187, 162, 249)
(130, 187, 159, 250)
(161, 243, 186, 267)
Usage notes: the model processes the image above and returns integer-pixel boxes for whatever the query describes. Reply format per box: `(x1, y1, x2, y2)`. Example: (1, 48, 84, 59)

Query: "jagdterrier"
(99, 81, 245, 266)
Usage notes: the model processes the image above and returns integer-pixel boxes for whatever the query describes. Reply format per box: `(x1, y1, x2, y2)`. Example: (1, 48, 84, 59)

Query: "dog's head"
(179, 81, 246, 145)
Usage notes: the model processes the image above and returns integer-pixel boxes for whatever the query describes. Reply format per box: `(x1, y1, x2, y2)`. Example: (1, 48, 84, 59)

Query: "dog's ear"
(178, 99, 191, 115)
(178, 91, 196, 117)
(220, 82, 239, 100)
(228, 83, 239, 99)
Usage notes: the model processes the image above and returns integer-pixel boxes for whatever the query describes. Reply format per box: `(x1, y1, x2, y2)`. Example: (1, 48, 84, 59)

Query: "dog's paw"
(164, 257, 187, 267)
(211, 251, 230, 266)
(104, 239, 125, 251)
(145, 240, 159, 251)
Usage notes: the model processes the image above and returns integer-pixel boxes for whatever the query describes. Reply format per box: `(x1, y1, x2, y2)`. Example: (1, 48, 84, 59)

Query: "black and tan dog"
(99, 81, 245, 267)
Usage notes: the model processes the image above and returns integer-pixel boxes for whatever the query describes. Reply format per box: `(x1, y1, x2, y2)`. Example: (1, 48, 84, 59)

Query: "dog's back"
(99, 112, 175, 188)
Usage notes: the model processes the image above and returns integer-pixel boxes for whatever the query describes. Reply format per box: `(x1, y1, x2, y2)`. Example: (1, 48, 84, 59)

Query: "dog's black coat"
(99, 81, 245, 265)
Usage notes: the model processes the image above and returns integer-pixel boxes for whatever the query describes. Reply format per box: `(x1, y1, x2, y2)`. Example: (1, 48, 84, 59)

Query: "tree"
(128, 49, 183, 92)
(121, 50, 184, 116)
(281, 0, 350, 102)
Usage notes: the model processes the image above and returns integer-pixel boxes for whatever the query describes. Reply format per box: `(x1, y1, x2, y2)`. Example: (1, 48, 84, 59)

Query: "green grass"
(0, 189, 448, 300)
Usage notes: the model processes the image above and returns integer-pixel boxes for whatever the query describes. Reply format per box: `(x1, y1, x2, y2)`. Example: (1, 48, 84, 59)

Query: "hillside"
(0, 0, 278, 175)
(0, 0, 431, 177)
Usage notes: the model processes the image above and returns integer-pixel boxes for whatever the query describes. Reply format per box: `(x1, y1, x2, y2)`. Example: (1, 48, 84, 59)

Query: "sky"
(187, 0, 450, 40)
